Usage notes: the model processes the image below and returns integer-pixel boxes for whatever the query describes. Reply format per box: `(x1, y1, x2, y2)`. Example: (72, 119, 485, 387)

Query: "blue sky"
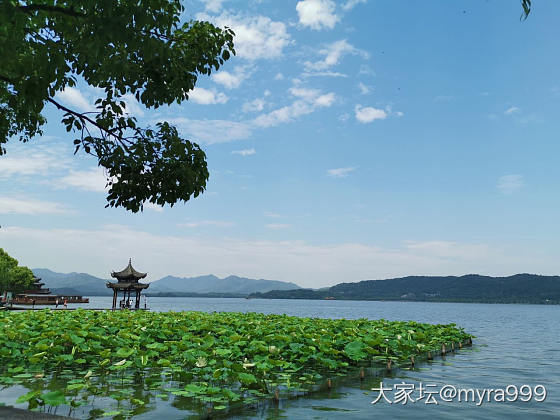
(1, 0, 560, 287)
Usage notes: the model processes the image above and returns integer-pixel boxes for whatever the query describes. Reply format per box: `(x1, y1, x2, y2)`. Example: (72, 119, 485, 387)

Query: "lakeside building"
(107, 259, 149, 309)
(12, 276, 89, 305)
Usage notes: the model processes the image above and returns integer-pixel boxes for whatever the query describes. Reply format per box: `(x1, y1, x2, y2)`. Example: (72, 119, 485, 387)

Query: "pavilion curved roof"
(111, 259, 147, 280)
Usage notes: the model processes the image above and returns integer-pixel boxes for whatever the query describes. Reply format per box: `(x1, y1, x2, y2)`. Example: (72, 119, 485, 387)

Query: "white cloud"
(212, 65, 252, 89)
(232, 148, 256, 156)
(242, 98, 265, 113)
(121, 93, 145, 117)
(497, 174, 524, 194)
(304, 39, 368, 71)
(189, 87, 228, 105)
(354, 105, 387, 123)
(0, 197, 70, 215)
(302, 71, 348, 78)
(198, 13, 291, 60)
(342, 0, 367, 11)
(200, 0, 226, 13)
(179, 220, 235, 228)
(358, 82, 371, 94)
(56, 87, 95, 113)
(0, 146, 70, 178)
(358, 64, 375, 76)
(339, 113, 350, 122)
(58, 167, 108, 192)
(505, 106, 520, 115)
(289, 87, 321, 101)
(1, 225, 538, 288)
(143, 202, 164, 212)
(274, 73, 284, 80)
(315, 93, 335, 107)
(296, 0, 339, 30)
(165, 117, 252, 144)
(266, 223, 291, 230)
(252, 87, 335, 128)
(404, 241, 491, 259)
(327, 167, 355, 178)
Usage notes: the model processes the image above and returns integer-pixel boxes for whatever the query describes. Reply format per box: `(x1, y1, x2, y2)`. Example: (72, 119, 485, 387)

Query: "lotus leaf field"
(0, 310, 472, 418)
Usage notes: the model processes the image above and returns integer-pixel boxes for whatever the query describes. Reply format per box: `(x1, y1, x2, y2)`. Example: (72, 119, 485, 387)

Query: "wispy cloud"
(0, 146, 70, 178)
(199, 0, 227, 13)
(0, 197, 70, 215)
(58, 168, 108, 192)
(404, 240, 490, 259)
(266, 223, 291, 230)
(179, 220, 236, 228)
(358, 82, 371, 94)
(327, 167, 356, 178)
(164, 118, 253, 144)
(497, 174, 524, 194)
(1, 225, 539, 288)
(342, 0, 367, 11)
(232, 148, 256, 156)
(252, 87, 335, 128)
(504, 106, 520, 115)
(143, 202, 164, 212)
(242, 98, 265, 113)
(304, 39, 368, 71)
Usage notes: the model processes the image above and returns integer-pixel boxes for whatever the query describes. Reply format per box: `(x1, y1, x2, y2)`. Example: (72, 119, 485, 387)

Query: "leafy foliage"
(0, 1, 235, 212)
(0, 248, 34, 294)
(0, 309, 472, 416)
(521, 0, 531, 20)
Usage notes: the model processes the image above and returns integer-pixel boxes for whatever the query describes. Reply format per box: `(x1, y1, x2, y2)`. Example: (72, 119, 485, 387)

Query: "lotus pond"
(0, 309, 472, 418)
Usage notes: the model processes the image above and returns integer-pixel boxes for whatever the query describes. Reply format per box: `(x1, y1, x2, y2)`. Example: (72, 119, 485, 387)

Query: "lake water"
(3, 298, 559, 419)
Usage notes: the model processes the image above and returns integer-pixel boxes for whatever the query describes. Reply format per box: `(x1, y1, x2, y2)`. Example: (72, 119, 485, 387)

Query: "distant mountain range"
(32, 269, 300, 297)
(32, 270, 559, 304)
(249, 274, 560, 304)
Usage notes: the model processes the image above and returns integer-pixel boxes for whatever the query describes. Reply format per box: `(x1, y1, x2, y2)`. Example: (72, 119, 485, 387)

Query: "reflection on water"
(2, 298, 559, 419)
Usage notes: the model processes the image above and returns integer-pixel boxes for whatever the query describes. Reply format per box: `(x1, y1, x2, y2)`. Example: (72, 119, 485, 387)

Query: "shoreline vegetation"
(0, 309, 472, 418)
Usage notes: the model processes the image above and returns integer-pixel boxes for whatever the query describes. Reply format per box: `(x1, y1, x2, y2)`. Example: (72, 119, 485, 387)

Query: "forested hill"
(249, 274, 560, 304)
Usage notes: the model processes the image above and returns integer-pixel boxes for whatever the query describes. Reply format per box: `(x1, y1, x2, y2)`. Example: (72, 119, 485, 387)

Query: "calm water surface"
(3, 298, 559, 419)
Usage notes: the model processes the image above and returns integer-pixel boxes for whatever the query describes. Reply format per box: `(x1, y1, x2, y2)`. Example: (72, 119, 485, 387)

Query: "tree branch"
(0, 74, 14, 84)
(18, 4, 86, 18)
(47, 97, 131, 153)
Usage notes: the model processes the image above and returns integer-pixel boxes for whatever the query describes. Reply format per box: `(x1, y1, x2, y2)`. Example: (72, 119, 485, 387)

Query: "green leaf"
(344, 341, 367, 361)
(40, 391, 67, 406)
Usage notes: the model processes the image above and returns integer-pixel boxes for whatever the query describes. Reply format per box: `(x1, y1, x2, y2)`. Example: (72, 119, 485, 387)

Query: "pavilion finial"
(129, 257, 132, 265)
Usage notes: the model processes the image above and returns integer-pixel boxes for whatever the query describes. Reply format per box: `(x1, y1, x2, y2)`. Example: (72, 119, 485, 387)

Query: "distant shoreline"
(79, 294, 559, 305)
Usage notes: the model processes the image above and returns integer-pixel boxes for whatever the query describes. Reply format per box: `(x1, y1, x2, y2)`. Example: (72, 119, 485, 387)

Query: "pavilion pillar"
(135, 289, 140, 309)
(112, 289, 117, 310)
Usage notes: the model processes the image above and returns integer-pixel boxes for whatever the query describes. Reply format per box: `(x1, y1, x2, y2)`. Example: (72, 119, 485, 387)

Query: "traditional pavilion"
(107, 259, 149, 309)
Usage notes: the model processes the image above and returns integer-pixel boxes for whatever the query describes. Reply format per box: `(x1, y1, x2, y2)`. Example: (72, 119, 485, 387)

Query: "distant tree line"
(249, 274, 560, 304)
